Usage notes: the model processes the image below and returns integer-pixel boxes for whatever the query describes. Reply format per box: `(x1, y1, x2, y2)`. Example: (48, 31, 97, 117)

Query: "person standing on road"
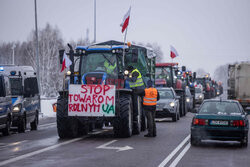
(140, 80, 160, 137)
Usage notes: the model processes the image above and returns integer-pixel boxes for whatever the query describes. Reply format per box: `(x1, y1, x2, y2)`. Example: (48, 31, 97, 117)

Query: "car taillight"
(231, 120, 246, 127)
(193, 118, 208, 125)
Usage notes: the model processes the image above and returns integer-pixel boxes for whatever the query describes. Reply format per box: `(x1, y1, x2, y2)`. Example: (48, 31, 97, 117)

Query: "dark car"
(156, 87, 180, 121)
(191, 99, 249, 147)
(0, 74, 12, 136)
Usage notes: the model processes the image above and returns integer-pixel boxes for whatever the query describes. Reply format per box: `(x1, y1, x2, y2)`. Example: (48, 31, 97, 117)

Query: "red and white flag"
(61, 52, 72, 72)
(170, 45, 179, 59)
(120, 7, 131, 33)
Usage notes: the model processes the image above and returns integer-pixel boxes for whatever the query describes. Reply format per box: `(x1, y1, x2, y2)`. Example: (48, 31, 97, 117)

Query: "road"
(0, 112, 249, 167)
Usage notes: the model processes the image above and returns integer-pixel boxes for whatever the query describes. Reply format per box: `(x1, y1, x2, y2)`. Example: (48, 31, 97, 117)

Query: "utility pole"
(12, 44, 15, 65)
(34, 0, 41, 96)
(94, 0, 96, 43)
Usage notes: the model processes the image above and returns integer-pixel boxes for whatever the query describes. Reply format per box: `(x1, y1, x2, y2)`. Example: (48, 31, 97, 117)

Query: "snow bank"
(40, 98, 57, 118)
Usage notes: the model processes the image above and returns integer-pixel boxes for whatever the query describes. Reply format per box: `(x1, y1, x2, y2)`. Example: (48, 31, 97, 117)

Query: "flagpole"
(122, 28, 128, 67)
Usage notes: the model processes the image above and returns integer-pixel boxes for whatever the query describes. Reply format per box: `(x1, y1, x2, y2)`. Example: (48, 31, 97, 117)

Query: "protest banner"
(68, 84, 116, 117)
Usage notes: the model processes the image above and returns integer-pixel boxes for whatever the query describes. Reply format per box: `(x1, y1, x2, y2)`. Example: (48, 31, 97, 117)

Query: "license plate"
(210, 120, 228, 126)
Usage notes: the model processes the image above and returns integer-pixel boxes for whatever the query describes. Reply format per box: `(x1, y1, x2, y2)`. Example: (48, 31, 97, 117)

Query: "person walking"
(141, 80, 160, 137)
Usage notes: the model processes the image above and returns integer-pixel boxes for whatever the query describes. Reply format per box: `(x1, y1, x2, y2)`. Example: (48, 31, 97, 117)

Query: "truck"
(228, 62, 250, 109)
(0, 65, 40, 133)
(56, 40, 156, 138)
(0, 73, 12, 136)
(155, 63, 189, 117)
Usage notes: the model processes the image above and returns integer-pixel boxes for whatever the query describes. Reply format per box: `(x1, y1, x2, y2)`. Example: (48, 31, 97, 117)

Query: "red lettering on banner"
(68, 104, 73, 112)
(81, 85, 87, 94)
(69, 94, 73, 102)
(92, 94, 97, 103)
(86, 95, 91, 103)
(103, 85, 111, 95)
(89, 103, 94, 112)
(79, 94, 87, 103)
(106, 96, 114, 105)
(94, 85, 102, 94)
(74, 94, 79, 101)
(98, 95, 104, 103)
(81, 103, 88, 112)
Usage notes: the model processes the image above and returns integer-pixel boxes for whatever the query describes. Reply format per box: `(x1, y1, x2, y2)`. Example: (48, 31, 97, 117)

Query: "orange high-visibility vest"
(143, 88, 158, 106)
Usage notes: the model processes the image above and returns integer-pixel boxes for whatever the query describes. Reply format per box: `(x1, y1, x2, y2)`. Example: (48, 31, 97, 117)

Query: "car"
(185, 87, 193, 112)
(156, 87, 180, 121)
(0, 65, 40, 133)
(191, 99, 249, 147)
(195, 87, 204, 104)
(0, 74, 12, 136)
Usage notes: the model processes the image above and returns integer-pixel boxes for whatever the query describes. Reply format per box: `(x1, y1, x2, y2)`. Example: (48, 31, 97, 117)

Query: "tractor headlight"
(186, 98, 190, 102)
(170, 102, 175, 107)
(124, 70, 129, 75)
(13, 105, 21, 112)
(199, 95, 203, 99)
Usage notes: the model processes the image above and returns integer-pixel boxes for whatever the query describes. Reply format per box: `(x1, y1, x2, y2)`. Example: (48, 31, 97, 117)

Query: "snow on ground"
(40, 98, 57, 118)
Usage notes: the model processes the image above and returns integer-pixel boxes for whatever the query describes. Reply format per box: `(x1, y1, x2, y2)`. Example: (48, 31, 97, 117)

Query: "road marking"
(169, 143, 191, 167)
(158, 134, 190, 167)
(96, 140, 133, 152)
(0, 130, 106, 167)
(39, 122, 56, 128)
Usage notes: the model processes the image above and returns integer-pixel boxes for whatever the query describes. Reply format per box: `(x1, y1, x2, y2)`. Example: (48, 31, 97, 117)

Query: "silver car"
(156, 87, 180, 122)
(195, 87, 204, 104)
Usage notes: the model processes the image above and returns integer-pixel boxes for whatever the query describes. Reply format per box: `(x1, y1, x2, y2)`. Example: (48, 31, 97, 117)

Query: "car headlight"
(170, 102, 175, 107)
(66, 71, 71, 76)
(13, 105, 21, 112)
(186, 98, 190, 102)
(199, 95, 203, 99)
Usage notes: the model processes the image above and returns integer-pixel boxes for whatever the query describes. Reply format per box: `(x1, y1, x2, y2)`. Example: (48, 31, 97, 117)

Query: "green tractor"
(56, 40, 155, 138)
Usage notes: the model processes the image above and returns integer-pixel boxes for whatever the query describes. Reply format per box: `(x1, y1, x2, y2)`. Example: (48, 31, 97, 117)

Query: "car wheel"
(191, 135, 200, 146)
(241, 136, 248, 147)
(2, 118, 11, 136)
(172, 113, 177, 122)
(18, 116, 26, 133)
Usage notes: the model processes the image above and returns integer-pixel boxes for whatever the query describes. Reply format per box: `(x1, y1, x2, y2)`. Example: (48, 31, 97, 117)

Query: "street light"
(34, 0, 41, 99)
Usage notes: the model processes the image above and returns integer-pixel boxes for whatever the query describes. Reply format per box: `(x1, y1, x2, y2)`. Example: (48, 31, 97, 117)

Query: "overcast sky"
(1, 0, 250, 76)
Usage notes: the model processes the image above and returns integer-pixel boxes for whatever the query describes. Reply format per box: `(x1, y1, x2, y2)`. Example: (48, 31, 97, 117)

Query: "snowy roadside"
(40, 98, 57, 119)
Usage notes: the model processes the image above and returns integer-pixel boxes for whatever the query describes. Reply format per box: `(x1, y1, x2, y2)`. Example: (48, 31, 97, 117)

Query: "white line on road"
(169, 143, 191, 167)
(158, 134, 190, 167)
(39, 122, 56, 128)
(0, 130, 106, 167)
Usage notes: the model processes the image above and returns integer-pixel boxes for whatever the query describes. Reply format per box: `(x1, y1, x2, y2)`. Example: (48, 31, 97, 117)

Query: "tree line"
(0, 23, 164, 97)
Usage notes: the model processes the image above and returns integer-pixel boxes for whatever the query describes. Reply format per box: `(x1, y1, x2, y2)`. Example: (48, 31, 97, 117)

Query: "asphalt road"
(0, 112, 250, 167)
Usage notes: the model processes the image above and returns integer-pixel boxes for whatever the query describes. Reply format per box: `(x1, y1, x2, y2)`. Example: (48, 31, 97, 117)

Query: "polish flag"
(61, 52, 72, 72)
(121, 7, 131, 33)
(170, 45, 179, 59)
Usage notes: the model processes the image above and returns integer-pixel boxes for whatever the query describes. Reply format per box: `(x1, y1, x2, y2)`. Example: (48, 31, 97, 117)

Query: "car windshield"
(80, 52, 118, 77)
(199, 101, 242, 115)
(195, 88, 202, 93)
(9, 78, 23, 96)
(158, 89, 174, 99)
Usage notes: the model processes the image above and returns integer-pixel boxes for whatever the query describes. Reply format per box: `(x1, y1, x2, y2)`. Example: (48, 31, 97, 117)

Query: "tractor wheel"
(56, 97, 78, 138)
(113, 94, 133, 138)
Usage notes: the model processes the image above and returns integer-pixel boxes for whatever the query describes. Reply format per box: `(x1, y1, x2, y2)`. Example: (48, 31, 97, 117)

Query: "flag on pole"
(120, 6, 131, 33)
(61, 52, 72, 72)
(170, 45, 179, 59)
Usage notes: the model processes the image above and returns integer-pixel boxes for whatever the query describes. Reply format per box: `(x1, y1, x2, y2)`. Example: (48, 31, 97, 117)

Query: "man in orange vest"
(140, 80, 160, 137)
